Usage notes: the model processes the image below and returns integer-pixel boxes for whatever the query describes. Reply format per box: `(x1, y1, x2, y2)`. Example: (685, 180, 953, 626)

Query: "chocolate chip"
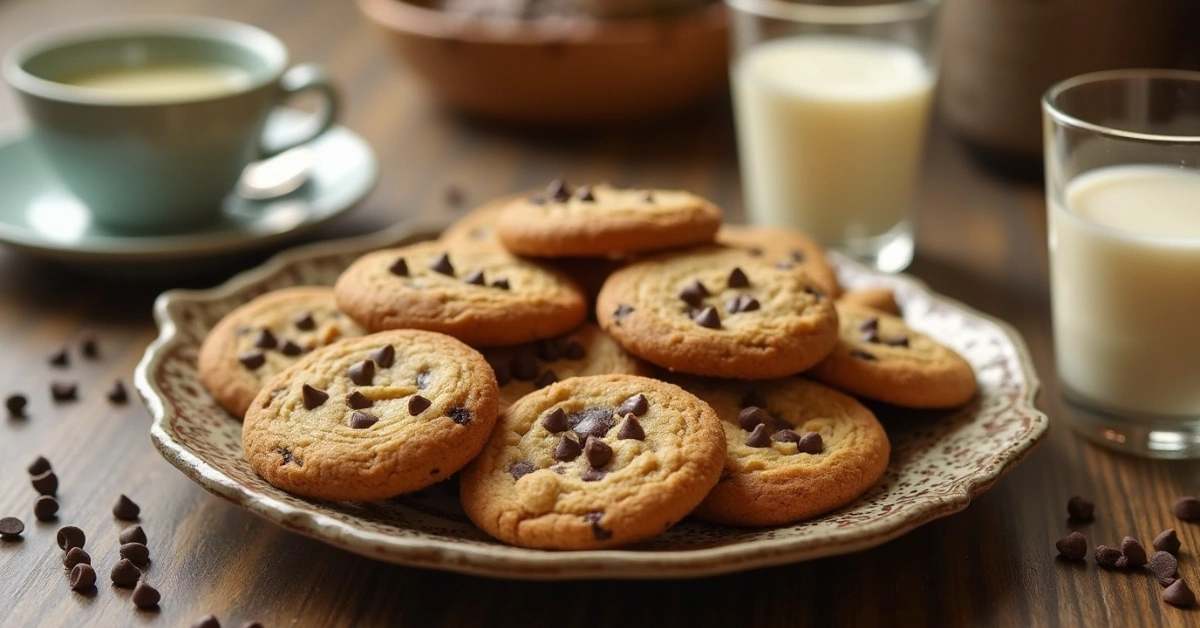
(277, 447, 300, 466)
(242, 622, 264, 628)
(1161, 575, 1179, 588)
(745, 424, 772, 447)
(1164, 579, 1196, 607)
(348, 360, 376, 386)
(510, 354, 539, 381)
(49, 348, 69, 367)
(279, 340, 303, 356)
(617, 415, 645, 440)
(34, 495, 59, 521)
(301, 384, 328, 410)
(119, 525, 147, 546)
(350, 411, 379, 429)
(463, 269, 485, 286)
(107, 380, 128, 404)
(508, 461, 536, 480)
(110, 558, 141, 587)
(1055, 532, 1087, 560)
(491, 277, 510, 290)
(31, 470, 58, 496)
(1067, 495, 1094, 521)
(491, 363, 512, 386)
(407, 395, 431, 416)
(27, 456, 51, 476)
(6, 393, 27, 417)
(542, 408, 568, 433)
(70, 564, 96, 591)
(772, 429, 800, 443)
(81, 337, 99, 358)
(1154, 529, 1181, 554)
(341, 391, 370, 410)
(576, 185, 595, 202)
(1095, 544, 1122, 567)
(132, 580, 161, 608)
(530, 340, 557, 363)
(613, 304, 634, 320)
(57, 526, 85, 551)
(790, 249, 805, 262)
(121, 542, 150, 568)
(254, 328, 277, 350)
(727, 267, 749, 288)
(1151, 551, 1179, 582)
(429, 253, 455, 276)
(293, 312, 316, 331)
(50, 382, 77, 402)
(693, 306, 721, 329)
(449, 406, 471, 425)
(389, 257, 409, 276)
(1121, 536, 1148, 567)
(1173, 496, 1200, 521)
(546, 178, 572, 201)
(740, 391, 767, 409)
(849, 349, 877, 361)
(554, 435, 582, 462)
(238, 352, 265, 370)
(0, 517, 23, 539)
(113, 494, 140, 521)
(738, 407, 768, 431)
(580, 468, 607, 482)
(796, 432, 824, 455)
(860, 328, 880, 343)
(884, 335, 910, 347)
(616, 394, 648, 417)
(805, 286, 826, 300)
(569, 407, 616, 439)
(562, 339, 585, 360)
(679, 280, 709, 307)
(858, 317, 879, 333)
(63, 546, 90, 569)
(730, 294, 760, 314)
(534, 370, 558, 389)
(583, 511, 611, 539)
(584, 438, 613, 469)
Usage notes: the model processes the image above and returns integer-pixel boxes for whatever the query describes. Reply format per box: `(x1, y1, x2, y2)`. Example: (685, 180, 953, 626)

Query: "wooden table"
(1, 1, 1196, 626)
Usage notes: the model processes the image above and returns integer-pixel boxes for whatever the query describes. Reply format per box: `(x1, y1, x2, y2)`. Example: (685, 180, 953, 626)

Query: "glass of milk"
(1044, 69, 1200, 458)
(726, 0, 940, 272)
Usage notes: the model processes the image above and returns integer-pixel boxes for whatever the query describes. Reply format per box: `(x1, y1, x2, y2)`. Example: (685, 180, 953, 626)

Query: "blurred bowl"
(357, 0, 729, 124)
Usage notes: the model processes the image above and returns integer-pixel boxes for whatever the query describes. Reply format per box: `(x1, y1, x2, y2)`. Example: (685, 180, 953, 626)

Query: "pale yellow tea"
(57, 62, 252, 101)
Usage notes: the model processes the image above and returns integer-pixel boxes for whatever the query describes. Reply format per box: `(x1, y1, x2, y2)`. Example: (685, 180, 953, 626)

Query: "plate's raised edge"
(135, 234, 1049, 580)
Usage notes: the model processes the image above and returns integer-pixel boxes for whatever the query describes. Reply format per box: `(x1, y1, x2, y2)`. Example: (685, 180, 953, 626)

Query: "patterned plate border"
(135, 220, 1048, 580)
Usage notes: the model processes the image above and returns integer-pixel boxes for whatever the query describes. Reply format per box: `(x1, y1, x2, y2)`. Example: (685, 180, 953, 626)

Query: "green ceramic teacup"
(1, 16, 338, 234)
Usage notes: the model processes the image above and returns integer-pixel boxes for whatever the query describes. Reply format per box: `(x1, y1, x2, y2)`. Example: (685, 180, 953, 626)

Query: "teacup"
(2, 16, 339, 234)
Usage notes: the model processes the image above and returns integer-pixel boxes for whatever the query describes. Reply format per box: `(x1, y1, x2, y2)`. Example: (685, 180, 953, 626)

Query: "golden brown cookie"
(460, 374, 725, 550)
(673, 375, 890, 527)
(334, 241, 587, 346)
(596, 246, 839, 379)
(198, 287, 365, 418)
(243, 330, 499, 502)
(440, 194, 519, 247)
(808, 304, 978, 408)
(717, 224, 841, 298)
(494, 180, 723, 258)
(837, 287, 900, 315)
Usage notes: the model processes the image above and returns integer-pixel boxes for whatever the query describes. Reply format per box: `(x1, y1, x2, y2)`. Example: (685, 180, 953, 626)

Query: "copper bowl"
(357, 0, 730, 124)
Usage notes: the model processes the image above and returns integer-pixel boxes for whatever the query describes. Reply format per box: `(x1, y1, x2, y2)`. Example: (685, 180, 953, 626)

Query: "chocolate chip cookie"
(596, 246, 840, 379)
(716, 224, 841, 298)
(198, 287, 365, 417)
(837, 287, 900, 315)
(494, 180, 723, 258)
(334, 240, 587, 346)
(460, 374, 725, 550)
(808, 304, 978, 408)
(243, 330, 499, 502)
(674, 375, 890, 527)
(440, 193, 521, 247)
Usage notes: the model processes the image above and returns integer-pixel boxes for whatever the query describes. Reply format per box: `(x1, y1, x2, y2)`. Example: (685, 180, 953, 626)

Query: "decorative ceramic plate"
(136, 220, 1048, 580)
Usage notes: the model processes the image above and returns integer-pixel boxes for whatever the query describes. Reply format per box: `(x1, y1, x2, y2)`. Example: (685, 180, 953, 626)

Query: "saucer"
(0, 109, 378, 270)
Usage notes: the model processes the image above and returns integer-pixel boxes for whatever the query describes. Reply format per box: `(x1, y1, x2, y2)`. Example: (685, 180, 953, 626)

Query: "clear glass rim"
(1043, 68, 1200, 144)
(724, 0, 941, 25)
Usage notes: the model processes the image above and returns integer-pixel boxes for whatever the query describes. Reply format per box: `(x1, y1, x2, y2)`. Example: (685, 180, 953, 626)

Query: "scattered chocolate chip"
(884, 335, 910, 347)
(70, 563, 96, 591)
(616, 394, 648, 417)
(729, 294, 760, 314)
(1095, 544, 1122, 567)
(534, 370, 558, 389)
(277, 448, 300, 466)
(510, 354, 539, 381)
(113, 495, 140, 521)
(745, 424, 772, 447)
(584, 438, 613, 468)
(1055, 532, 1087, 560)
(301, 384, 329, 410)
(279, 340, 303, 356)
(31, 470, 58, 496)
(449, 406, 471, 425)
(50, 382, 78, 402)
(366, 346, 395, 371)
(34, 495, 59, 521)
(796, 432, 824, 455)
(772, 429, 800, 443)
(693, 306, 721, 329)
(542, 408, 568, 433)
(613, 304, 634, 320)
(1161, 575, 1179, 588)
(1164, 580, 1196, 607)
(388, 257, 409, 276)
(27, 456, 51, 476)
(583, 511, 611, 539)
(348, 360, 376, 386)
(536, 339, 559, 362)
(345, 391, 372, 410)
(562, 340, 585, 360)
(617, 415, 645, 440)
(1154, 529, 1181, 554)
(789, 249, 805, 262)
(132, 580, 161, 608)
(580, 468, 607, 482)
(1121, 536, 1148, 567)
(254, 329, 277, 350)
(49, 348, 69, 367)
(106, 380, 128, 404)
(57, 526, 85, 551)
(121, 542, 150, 568)
(576, 185, 595, 202)
(1173, 496, 1200, 521)
(1151, 551, 1179, 582)
(463, 269, 485, 286)
(491, 362, 512, 386)
(238, 352, 265, 370)
(491, 277, 510, 290)
(429, 253, 455, 276)
(569, 407, 616, 439)
(727, 267, 749, 288)
(110, 558, 141, 587)
(5, 393, 27, 417)
(408, 395, 431, 416)
(293, 312, 316, 331)
(0, 517, 24, 539)
(738, 407, 768, 431)
(508, 461, 536, 480)
(81, 337, 99, 359)
(242, 621, 264, 628)
(860, 328, 880, 343)
(119, 525, 147, 546)
(546, 178, 572, 201)
(1067, 495, 1094, 521)
(849, 349, 877, 361)
(740, 391, 767, 409)
(350, 411, 379, 429)
(554, 435, 583, 462)
(63, 546, 90, 569)
(679, 280, 709, 307)
(858, 317, 879, 332)
(805, 286, 826, 300)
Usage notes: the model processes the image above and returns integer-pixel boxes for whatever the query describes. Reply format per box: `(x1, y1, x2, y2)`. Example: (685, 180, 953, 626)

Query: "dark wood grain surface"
(1, 0, 1198, 626)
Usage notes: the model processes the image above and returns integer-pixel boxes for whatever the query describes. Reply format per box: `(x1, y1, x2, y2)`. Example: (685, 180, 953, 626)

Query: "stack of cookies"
(198, 180, 978, 551)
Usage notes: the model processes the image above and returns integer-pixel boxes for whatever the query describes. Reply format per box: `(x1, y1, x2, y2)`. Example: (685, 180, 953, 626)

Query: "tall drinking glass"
(726, 0, 941, 273)
(1044, 70, 1200, 458)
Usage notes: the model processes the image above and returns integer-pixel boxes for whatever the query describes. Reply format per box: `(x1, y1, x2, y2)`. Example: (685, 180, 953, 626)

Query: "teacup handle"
(259, 63, 339, 157)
